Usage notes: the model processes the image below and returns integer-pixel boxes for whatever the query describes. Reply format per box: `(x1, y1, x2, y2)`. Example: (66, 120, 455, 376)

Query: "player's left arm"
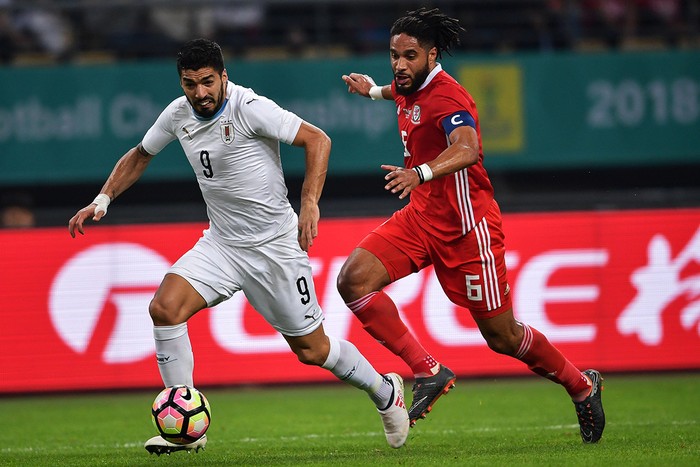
(291, 121, 331, 251)
(384, 115, 479, 199)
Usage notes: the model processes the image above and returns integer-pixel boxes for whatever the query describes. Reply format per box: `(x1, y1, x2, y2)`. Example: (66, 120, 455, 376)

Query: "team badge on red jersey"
(220, 121, 234, 144)
(411, 104, 421, 124)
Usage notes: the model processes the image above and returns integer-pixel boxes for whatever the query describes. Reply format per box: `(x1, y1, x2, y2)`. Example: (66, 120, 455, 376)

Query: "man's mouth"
(198, 98, 214, 108)
(395, 74, 410, 87)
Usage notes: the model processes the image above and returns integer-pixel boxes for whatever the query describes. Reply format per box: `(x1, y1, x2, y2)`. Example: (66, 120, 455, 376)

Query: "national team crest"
(411, 104, 421, 124)
(220, 121, 234, 144)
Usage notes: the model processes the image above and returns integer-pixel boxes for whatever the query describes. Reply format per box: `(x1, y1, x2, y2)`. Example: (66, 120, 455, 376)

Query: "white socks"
(152, 324, 394, 410)
(322, 335, 393, 409)
(153, 323, 194, 387)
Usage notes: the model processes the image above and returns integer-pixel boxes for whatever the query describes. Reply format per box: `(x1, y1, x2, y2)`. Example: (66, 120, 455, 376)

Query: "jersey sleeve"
(239, 95, 303, 145)
(141, 100, 179, 155)
(432, 85, 477, 136)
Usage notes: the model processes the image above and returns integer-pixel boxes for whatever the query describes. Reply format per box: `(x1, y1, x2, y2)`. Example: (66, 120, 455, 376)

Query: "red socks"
(516, 323, 590, 398)
(347, 291, 438, 377)
(347, 292, 589, 397)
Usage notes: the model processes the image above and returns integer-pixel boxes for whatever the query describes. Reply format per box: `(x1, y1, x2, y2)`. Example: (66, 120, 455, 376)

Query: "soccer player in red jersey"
(338, 7, 605, 443)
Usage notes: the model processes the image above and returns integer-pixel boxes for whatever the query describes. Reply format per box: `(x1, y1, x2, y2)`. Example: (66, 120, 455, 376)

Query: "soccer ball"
(151, 385, 211, 444)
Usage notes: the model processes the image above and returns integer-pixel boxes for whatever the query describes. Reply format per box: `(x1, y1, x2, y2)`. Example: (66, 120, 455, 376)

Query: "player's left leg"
(285, 326, 410, 448)
(338, 223, 456, 427)
(474, 310, 605, 443)
(245, 227, 409, 448)
(437, 200, 605, 443)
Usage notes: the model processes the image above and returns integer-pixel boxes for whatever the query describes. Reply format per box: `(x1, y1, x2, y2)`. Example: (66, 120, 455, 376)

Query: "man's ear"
(429, 47, 438, 64)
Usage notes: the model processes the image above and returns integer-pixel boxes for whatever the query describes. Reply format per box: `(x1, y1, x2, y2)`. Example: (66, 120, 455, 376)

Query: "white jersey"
(141, 81, 303, 246)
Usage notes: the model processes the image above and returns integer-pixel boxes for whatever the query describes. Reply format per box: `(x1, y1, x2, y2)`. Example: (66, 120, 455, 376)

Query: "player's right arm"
(341, 73, 392, 100)
(68, 143, 155, 237)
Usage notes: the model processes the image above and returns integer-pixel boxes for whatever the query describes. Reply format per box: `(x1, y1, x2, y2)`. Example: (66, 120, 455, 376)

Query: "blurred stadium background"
(0, 0, 698, 394)
(1, 0, 699, 224)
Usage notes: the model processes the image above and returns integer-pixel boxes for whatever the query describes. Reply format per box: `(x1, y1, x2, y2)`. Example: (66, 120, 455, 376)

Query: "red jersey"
(391, 64, 494, 242)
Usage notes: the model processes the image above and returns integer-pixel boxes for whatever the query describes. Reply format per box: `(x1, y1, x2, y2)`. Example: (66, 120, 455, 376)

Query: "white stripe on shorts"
(475, 215, 501, 311)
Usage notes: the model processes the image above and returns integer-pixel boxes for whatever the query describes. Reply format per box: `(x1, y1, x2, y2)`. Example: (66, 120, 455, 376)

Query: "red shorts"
(359, 199, 512, 319)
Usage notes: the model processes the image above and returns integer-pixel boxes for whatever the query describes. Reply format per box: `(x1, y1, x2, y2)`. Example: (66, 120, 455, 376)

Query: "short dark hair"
(176, 38, 225, 75)
(390, 7, 465, 59)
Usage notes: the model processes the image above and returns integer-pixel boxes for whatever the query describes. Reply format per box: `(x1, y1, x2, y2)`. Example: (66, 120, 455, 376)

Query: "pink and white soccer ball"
(151, 385, 211, 444)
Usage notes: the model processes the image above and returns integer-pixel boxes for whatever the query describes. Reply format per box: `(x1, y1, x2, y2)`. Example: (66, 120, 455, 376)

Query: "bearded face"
(180, 67, 228, 118)
(390, 33, 437, 96)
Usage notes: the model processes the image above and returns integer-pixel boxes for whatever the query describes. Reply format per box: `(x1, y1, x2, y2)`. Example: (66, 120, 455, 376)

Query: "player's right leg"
(149, 273, 209, 386)
(145, 236, 229, 454)
(408, 364, 457, 426)
(144, 435, 208, 456)
(338, 234, 455, 427)
(151, 234, 237, 388)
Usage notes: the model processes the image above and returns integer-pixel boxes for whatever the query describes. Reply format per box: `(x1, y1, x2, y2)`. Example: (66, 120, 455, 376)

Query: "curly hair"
(176, 38, 225, 75)
(390, 7, 465, 58)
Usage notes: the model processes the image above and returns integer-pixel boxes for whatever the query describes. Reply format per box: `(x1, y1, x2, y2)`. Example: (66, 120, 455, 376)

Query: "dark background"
(1, 0, 698, 227)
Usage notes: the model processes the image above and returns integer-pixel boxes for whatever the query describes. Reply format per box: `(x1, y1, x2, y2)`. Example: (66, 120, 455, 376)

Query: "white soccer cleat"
(377, 373, 410, 448)
(144, 434, 207, 456)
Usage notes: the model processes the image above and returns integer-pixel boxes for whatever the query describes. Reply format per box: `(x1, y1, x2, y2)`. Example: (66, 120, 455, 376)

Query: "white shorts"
(168, 226, 323, 337)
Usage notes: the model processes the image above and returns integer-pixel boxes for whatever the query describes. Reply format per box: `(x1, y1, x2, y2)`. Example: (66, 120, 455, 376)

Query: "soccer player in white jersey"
(68, 38, 409, 454)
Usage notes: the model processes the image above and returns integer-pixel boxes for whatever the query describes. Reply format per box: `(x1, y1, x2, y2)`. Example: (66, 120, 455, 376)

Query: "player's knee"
(149, 297, 183, 326)
(336, 266, 356, 301)
(483, 333, 520, 356)
(336, 261, 369, 301)
(294, 347, 326, 367)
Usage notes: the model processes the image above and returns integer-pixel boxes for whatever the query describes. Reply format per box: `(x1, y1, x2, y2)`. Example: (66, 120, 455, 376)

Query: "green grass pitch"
(1, 372, 698, 466)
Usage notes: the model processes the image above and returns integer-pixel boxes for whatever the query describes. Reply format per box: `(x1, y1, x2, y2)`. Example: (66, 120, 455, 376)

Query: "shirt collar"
(192, 81, 231, 121)
(193, 98, 229, 121)
(417, 63, 442, 92)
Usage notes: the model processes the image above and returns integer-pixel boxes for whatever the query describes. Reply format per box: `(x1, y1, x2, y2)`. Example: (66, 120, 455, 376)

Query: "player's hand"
(68, 203, 106, 238)
(341, 73, 375, 98)
(297, 202, 320, 252)
(382, 164, 420, 200)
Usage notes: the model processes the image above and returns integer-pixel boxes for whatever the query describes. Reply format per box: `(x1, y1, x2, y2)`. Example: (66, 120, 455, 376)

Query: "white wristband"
(416, 163, 433, 183)
(369, 85, 385, 100)
(92, 193, 111, 216)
